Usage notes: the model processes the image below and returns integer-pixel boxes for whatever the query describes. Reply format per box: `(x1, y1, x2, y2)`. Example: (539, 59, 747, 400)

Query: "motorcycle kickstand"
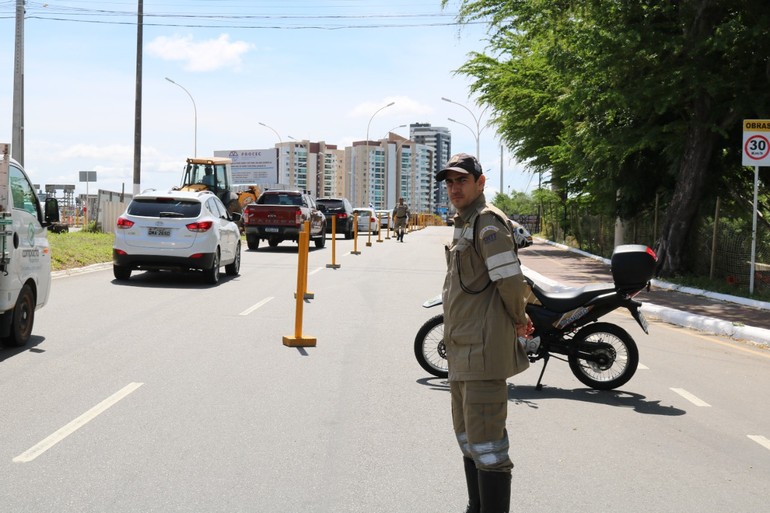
(535, 353, 550, 391)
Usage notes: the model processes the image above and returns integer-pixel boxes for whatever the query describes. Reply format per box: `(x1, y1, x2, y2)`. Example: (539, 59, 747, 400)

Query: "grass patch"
(48, 231, 114, 271)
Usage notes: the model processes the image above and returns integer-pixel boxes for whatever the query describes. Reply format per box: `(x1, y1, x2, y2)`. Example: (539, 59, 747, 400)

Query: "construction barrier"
(326, 215, 341, 269)
(283, 223, 316, 347)
(350, 213, 361, 255)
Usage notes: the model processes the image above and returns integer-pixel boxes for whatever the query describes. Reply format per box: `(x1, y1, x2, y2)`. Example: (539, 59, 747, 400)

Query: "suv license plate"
(148, 227, 171, 236)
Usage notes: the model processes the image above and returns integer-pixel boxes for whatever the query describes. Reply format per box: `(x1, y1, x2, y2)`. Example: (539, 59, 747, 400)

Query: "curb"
(532, 240, 770, 347)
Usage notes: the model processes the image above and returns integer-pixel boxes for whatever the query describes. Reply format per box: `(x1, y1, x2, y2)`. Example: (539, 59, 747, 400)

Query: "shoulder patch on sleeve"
(478, 224, 499, 244)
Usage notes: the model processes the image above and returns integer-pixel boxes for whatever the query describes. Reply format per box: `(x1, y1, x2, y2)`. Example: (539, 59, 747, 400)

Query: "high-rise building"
(274, 141, 343, 198)
(346, 134, 434, 211)
(410, 123, 451, 215)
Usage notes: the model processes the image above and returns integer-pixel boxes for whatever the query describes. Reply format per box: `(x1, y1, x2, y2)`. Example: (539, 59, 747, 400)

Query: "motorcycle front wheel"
(414, 314, 448, 378)
(568, 322, 639, 390)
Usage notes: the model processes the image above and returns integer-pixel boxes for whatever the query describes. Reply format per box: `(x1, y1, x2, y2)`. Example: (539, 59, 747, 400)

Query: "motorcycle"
(414, 244, 657, 391)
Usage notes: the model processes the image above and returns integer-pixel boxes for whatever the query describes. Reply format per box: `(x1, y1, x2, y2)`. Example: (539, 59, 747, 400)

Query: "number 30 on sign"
(742, 119, 770, 166)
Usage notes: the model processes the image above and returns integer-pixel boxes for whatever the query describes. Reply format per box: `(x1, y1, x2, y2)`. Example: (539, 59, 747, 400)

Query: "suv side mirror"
(44, 198, 60, 224)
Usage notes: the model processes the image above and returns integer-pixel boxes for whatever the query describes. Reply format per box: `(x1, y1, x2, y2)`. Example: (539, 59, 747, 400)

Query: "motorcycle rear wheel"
(568, 322, 639, 390)
(414, 314, 448, 378)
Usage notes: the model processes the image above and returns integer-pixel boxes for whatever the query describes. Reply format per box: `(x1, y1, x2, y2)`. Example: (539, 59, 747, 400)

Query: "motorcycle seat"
(530, 282, 617, 313)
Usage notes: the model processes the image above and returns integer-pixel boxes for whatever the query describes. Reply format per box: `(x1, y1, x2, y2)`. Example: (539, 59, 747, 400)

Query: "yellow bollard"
(351, 213, 361, 255)
(385, 213, 392, 240)
(326, 215, 341, 269)
(376, 213, 383, 243)
(283, 228, 316, 347)
(366, 212, 373, 247)
(301, 221, 314, 300)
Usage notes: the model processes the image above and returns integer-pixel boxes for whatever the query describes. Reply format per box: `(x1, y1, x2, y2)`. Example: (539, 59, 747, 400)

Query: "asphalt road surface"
(1, 227, 768, 512)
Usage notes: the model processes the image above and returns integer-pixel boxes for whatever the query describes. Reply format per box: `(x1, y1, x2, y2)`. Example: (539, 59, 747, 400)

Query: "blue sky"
(0, 0, 535, 200)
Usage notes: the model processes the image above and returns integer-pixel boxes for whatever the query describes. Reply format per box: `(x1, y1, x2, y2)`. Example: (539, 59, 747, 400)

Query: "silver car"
(112, 189, 241, 284)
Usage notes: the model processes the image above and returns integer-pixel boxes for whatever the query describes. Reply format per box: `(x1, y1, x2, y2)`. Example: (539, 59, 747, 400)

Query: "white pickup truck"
(0, 144, 59, 347)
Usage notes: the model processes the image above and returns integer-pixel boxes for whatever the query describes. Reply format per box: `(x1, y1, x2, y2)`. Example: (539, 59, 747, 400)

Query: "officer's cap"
(436, 153, 483, 182)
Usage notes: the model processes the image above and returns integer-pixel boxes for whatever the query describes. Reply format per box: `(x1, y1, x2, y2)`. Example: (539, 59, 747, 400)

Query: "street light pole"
(364, 101, 395, 208)
(448, 117, 477, 150)
(384, 124, 406, 139)
(259, 122, 282, 144)
(165, 77, 197, 157)
(441, 97, 487, 160)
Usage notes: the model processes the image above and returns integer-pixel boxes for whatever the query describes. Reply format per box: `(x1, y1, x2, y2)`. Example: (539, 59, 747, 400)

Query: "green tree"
(444, 0, 770, 276)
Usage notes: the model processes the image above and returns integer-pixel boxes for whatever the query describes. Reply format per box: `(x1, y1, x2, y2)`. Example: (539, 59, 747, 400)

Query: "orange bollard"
(366, 213, 373, 247)
(283, 228, 316, 347)
(351, 213, 361, 255)
(326, 215, 341, 269)
(300, 221, 314, 300)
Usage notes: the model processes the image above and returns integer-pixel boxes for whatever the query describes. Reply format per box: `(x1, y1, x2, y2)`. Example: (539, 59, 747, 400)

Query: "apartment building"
(274, 140, 344, 198)
(347, 134, 434, 212)
(410, 123, 452, 215)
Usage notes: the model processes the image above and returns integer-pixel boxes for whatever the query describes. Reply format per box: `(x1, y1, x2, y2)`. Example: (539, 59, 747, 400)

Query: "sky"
(0, 0, 537, 202)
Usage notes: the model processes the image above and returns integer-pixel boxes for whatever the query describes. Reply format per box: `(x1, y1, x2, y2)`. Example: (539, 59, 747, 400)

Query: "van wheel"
(5, 284, 35, 348)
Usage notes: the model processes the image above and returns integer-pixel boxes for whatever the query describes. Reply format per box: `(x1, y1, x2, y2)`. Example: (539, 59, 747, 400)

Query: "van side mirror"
(44, 198, 60, 224)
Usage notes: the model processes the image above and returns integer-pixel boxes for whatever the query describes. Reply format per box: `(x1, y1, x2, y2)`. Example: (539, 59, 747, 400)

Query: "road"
(1, 227, 768, 512)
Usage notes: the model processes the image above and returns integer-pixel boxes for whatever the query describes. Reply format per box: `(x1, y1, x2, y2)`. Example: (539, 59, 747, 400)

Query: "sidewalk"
(520, 240, 770, 346)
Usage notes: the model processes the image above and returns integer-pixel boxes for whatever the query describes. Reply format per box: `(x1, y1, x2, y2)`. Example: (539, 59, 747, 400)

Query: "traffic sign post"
(742, 120, 767, 295)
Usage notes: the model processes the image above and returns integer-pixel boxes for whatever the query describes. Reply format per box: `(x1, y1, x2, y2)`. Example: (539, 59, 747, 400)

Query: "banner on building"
(214, 149, 277, 185)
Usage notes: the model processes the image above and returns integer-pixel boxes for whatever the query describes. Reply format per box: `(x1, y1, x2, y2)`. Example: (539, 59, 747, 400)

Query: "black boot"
(478, 470, 511, 513)
(462, 457, 480, 513)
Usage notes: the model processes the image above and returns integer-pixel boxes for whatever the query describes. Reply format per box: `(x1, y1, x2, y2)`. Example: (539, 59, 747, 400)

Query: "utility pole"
(132, 0, 143, 195)
(12, 0, 24, 165)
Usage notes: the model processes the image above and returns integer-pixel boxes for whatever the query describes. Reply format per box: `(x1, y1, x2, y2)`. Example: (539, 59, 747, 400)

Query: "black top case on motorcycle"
(611, 244, 657, 294)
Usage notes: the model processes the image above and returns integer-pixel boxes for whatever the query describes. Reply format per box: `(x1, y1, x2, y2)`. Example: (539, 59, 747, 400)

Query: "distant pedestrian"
(437, 153, 531, 513)
(392, 198, 410, 242)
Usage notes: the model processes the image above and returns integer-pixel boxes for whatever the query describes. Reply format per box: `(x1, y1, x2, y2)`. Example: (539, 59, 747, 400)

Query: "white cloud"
(147, 34, 255, 72)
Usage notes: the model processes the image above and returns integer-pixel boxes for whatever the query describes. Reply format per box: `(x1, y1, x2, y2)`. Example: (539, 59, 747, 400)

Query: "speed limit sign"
(742, 119, 770, 166)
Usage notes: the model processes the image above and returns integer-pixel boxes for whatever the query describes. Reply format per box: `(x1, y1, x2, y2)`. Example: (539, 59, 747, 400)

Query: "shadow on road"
(416, 377, 684, 416)
(508, 384, 686, 416)
(0, 335, 46, 362)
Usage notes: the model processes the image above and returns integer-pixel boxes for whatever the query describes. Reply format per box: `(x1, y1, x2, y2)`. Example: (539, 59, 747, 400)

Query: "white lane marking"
(670, 388, 711, 407)
(239, 297, 274, 316)
(13, 382, 144, 463)
(309, 267, 323, 276)
(748, 435, 770, 451)
(637, 363, 649, 370)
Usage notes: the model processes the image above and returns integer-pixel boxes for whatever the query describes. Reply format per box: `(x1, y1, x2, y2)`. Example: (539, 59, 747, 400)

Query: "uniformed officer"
(437, 153, 531, 513)
(392, 197, 410, 242)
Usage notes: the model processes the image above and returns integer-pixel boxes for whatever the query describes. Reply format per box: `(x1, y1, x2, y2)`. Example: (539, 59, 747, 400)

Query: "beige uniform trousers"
(450, 379, 512, 472)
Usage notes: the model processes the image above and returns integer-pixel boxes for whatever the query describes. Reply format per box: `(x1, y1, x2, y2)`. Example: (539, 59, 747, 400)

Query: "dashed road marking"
(637, 363, 649, 370)
(748, 435, 770, 451)
(239, 297, 274, 316)
(309, 267, 323, 276)
(13, 382, 144, 463)
(670, 388, 711, 407)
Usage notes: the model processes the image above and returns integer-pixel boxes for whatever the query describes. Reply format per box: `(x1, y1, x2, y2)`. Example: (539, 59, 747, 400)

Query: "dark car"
(316, 197, 355, 239)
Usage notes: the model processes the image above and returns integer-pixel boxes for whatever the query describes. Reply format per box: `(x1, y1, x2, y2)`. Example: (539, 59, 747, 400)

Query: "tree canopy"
(444, 0, 770, 275)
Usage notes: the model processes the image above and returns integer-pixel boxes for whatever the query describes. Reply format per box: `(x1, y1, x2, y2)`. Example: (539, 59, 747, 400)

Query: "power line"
(5, 1, 485, 30)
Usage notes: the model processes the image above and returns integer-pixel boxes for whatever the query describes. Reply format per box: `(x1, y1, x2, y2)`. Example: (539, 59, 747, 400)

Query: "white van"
(0, 144, 57, 347)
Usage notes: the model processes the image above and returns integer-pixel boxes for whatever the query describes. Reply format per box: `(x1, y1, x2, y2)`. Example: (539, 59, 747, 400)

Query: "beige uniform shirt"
(392, 204, 409, 227)
(442, 194, 530, 381)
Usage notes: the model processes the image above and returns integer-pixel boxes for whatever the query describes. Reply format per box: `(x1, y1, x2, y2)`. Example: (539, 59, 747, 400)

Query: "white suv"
(113, 189, 241, 284)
